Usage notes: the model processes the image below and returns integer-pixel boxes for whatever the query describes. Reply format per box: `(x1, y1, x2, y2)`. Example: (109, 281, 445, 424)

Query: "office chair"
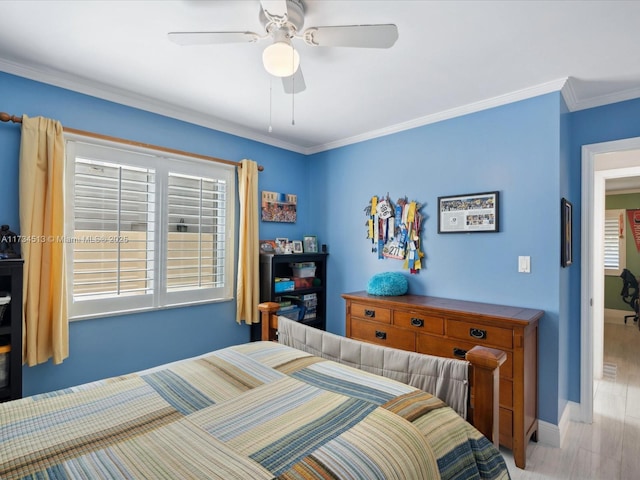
(620, 268, 640, 324)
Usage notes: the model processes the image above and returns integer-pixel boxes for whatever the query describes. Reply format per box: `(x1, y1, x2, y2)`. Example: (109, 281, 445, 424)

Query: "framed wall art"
(261, 191, 297, 223)
(437, 191, 499, 233)
(561, 197, 573, 267)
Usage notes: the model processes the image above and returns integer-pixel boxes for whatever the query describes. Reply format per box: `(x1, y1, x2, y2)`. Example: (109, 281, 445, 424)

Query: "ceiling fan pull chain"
(268, 78, 273, 133)
(291, 50, 296, 126)
(292, 93, 295, 126)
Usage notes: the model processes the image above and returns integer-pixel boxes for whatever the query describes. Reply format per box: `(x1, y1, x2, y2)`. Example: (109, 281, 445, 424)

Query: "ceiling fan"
(168, 0, 399, 94)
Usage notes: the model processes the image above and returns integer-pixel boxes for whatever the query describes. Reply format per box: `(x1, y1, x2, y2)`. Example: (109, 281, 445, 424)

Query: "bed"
(260, 301, 508, 448)
(1, 322, 511, 479)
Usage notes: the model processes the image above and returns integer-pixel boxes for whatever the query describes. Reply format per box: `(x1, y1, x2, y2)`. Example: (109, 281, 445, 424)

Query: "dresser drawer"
(350, 302, 391, 324)
(394, 311, 444, 335)
(416, 334, 513, 379)
(446, 319, 513, 350)
(350, 318, 415, 350)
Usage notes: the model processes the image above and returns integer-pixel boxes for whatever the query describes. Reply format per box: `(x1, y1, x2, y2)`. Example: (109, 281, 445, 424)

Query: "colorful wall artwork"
(261, 191, 297, 223)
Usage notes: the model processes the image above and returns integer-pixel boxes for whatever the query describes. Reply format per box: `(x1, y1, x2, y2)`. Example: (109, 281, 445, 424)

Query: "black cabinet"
(0, 259, 24, 402)
(252, 253, 328, 341)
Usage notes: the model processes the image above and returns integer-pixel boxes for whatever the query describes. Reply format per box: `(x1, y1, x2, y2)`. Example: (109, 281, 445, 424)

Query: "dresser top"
(342, 291, 543, 325)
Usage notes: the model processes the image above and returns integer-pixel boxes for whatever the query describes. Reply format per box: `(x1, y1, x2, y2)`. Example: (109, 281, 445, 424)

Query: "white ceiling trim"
(561, 77, 640, 112)
(310, 78, 570, 155)
(0, 57, 307, 154)
(572, 86, 640, 112)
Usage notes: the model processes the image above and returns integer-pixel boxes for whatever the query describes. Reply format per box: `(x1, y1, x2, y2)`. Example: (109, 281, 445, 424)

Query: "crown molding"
(561, 76, 640, 112)
(307, 78, 570, 154)
(0, 57, 577, 156)
(560, 77, 579, 111)
(570, 86, 640, 112)
(0, 57, 307, 155)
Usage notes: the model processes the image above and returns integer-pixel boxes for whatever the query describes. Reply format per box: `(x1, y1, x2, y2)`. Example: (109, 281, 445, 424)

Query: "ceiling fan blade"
(282, 67, 306, 94)
(260, 0, 288, 22)
(168, 31, 260, 46)
(303, 24, 398, 48)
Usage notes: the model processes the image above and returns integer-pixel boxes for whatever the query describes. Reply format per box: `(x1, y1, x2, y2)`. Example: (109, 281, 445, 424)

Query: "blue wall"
(0, 71, 310, 396)
(310, 93, 563, 424)
(308, 93, 640, 426)
(558, 95, 576, 421)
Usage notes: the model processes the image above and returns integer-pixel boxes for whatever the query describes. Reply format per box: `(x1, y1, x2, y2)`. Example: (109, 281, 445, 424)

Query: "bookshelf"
(0, 259, 23, 402)
(252, 252, 328, 341)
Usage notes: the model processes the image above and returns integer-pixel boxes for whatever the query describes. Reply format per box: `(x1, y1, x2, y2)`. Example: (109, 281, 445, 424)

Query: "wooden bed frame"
(258, 302, 507, 446)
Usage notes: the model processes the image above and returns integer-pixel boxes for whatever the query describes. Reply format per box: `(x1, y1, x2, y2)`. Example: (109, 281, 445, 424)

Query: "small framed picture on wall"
(561, 197, 573, 267)
(261, 191, 297, 223)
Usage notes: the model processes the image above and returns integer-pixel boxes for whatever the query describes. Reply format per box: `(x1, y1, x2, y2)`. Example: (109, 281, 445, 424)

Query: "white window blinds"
(65, 138, 235, 320)
(604, 209, 626, 276)
(73, 158, 155, 300)
(166, 173, 227, 292)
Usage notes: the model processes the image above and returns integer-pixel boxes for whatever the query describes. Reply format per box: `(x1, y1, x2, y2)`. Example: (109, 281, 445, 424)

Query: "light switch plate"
(518, 256, 531, 273)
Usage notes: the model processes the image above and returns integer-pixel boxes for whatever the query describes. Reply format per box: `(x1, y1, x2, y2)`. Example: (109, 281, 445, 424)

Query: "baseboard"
(560, 401, 578, 447)
(536, 401, 577, 448)
(537, 420, 559, 447)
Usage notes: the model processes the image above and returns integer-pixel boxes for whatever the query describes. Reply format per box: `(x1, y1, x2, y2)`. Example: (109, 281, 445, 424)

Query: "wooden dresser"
(342, 291, 542, 469)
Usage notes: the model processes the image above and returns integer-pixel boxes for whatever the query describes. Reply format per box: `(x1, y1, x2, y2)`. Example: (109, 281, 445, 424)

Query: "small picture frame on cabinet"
(292, 240, 303, 253)
(303, 235, 318, 253)
(259, 240, 277, 254)
(275, 237, 290, 254)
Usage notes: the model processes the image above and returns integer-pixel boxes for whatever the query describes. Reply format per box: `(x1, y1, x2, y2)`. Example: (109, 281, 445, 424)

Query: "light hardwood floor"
(500, 322, 640, 479)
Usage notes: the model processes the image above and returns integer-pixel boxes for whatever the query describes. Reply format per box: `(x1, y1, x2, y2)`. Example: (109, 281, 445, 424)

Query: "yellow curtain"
(236, 159, 260, 324)
(19, 115, 68, 366)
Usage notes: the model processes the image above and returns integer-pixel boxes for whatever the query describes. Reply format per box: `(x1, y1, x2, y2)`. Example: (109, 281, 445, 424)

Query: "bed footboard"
(258, 302, 506, 446)
(466, 345, 506, 446)
(259, 301, 281, 341)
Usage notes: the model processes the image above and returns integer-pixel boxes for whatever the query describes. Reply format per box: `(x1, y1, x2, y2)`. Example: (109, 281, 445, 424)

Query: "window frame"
(64, 134, 236, 321)
(604, 208, 626, 276)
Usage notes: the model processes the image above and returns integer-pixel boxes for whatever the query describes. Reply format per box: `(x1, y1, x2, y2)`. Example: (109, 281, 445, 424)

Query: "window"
(64, 137, 235, 319)
(604, 209, 626, 276)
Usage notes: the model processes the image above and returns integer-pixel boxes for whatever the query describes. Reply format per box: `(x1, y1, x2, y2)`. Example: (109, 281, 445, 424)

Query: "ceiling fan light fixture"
(262, 41, 300, 77)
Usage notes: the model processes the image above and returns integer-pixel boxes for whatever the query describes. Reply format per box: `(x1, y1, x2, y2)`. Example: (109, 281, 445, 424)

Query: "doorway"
(581, 137, 640, 424)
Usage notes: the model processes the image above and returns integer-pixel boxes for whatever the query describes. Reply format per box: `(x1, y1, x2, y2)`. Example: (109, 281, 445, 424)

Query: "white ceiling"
(1, 1, 640, 154)
(607, 176, 640, 193)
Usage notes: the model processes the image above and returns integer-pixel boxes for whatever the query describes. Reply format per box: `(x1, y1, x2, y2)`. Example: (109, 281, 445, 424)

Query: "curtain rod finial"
(0, 112, 22, 124)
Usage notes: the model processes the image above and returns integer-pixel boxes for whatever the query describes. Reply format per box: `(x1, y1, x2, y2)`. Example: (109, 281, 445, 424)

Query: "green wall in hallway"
(605, 193, 640, 310)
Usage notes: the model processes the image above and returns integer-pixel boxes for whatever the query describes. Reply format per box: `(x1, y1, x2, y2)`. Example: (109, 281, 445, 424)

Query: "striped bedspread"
(1, 341, 510, 480)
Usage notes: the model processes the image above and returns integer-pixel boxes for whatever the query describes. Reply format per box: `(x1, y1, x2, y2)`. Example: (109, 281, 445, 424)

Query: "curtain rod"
(0, 111, 264, 171)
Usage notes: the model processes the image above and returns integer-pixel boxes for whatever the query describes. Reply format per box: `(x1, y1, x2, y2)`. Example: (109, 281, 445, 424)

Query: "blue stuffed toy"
(366, 272, 408, 296)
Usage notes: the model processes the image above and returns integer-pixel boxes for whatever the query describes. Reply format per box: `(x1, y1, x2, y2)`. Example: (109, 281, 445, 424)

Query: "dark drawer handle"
(410, 317, 424, 328)
(469, 328, 487, 340)
(364, 309, 376, 318)
(375, 330, 387, 340)
(453, 347, 467, 359)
